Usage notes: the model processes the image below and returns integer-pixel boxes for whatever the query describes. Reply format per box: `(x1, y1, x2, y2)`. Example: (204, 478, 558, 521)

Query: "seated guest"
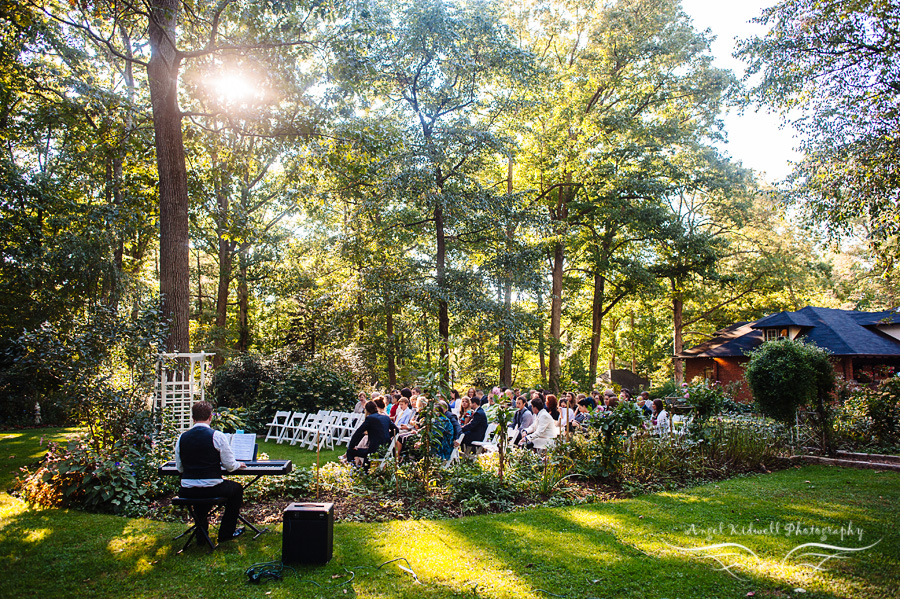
(458, 396, 474, 425)
(396, 397, 427, 452)
(483, 387, 500, 422)
(450, 388, 461, 410)
(389, 390, 402, 419)
(558, 395, 577, 432)
(353, 391, 367, 413)
(545, 394, 561, 421)
(519, 397, 559, 450)
(458, 395, 488, 453)
(433, 403, 456, 461)
(577, 392, 594, 410)
(346, 401, 398, 466)
(511, 395, 534, 445)
(573, 398, 591, 430)
(652, 399, 670, 436)
(374, 397, 387, 414)
(175, 401, 247, 543)
(637, 391, 653, 416)
(394, 397, 415, 428)
(442, 400, 462, 441)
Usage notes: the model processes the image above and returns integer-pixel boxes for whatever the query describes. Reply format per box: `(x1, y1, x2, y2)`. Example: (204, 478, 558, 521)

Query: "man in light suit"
(510, 395, 534, 445)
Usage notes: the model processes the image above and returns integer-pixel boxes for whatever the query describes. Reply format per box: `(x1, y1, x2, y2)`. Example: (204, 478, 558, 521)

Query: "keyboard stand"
(238, 513, 267, 538)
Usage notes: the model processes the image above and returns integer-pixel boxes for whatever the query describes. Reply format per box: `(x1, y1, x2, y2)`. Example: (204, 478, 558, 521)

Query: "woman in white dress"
(652, 399, 670, 436)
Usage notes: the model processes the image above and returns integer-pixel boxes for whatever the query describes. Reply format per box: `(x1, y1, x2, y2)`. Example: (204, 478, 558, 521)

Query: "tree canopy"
(0, 0, 881, 410)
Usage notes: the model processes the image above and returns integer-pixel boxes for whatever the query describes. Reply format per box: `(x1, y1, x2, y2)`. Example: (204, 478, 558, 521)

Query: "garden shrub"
(445, 460, 517, 505)
(215, 354, 356, 433)
(208, 353, 275, 409)
(17, 408, 181, 515)
(833, 378, 900, 451)
(704, 415, 791, 469)
(649, 379, 680, 400)
(745, 338, 835, 424)
(0, 301, 164, 431)
(745, 338, 835, 453)
(683, 379, 726, 422)
(620, 434, 709, 485)
(553, 402, 644, 480)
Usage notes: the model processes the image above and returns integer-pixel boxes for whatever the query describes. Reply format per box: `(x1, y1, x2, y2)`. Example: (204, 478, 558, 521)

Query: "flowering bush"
(683, 379, 727, 421)
(833, 377, 900, 451)
(16, 409, 181, 514)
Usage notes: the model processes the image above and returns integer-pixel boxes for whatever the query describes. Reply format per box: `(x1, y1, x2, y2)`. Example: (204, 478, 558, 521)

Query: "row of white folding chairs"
(263, 410, 365, 449)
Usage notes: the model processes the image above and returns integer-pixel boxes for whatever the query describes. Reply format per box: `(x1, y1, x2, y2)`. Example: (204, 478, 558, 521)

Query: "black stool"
(171, 496, 226, 553)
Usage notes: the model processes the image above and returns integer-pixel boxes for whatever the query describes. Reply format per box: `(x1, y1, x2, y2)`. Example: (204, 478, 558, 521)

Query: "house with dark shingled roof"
(677, 306, 900, 401)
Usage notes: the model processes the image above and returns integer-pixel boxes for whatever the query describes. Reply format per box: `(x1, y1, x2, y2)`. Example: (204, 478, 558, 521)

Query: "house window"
(703, 366, 714, 381)
(765, 329, 779, 341)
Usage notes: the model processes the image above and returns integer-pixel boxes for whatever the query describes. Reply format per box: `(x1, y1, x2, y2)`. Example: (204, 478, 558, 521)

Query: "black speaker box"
(282, 502, 334, 564)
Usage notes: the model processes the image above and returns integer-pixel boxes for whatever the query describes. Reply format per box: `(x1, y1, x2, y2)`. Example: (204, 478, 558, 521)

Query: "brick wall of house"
(684, 357, 752, 402)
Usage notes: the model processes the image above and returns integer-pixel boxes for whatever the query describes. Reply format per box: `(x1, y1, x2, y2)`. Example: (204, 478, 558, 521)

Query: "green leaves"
(745, 338, 835, 425)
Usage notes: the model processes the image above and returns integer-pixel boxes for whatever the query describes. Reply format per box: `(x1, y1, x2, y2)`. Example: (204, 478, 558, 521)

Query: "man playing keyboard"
(175, 401, 247, 543)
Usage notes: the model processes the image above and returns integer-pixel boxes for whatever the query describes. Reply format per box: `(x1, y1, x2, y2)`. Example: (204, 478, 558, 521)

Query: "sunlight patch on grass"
(24, 527, 50, 543)
(106, 520, 166, 567)
(344, 518, 534, 598)
(0, 494, 28, 522)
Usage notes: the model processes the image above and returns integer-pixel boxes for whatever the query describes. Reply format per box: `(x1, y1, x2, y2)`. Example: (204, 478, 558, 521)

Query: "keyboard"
(158, 459, 292, 477)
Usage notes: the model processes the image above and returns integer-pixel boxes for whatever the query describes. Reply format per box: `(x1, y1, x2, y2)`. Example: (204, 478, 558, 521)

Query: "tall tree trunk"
(549, 237, 564, 394)
(672, 279, 684, 384)
(589, 271, 605, 386)
(236, 242, 250, 352)
(548, 182, 569, 394)
(435, 202, 450, 376)
(386, 304, 397, 388)
(213, 174, 235, 369)
(148, 0, 190, 352)
(500, 156, 514, 387)
(501, 279, 513, 387)
(424, 307, 431, 368)
(537, 289, 547, 388)
(104, 25, 135, 311)
(631, 311, 636, 374)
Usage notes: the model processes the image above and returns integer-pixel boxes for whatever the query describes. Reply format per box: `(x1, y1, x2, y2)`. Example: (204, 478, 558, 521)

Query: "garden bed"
(146, 456, 791, 526)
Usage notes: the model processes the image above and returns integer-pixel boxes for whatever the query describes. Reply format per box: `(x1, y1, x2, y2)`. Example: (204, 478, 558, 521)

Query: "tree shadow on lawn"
(331, 467, 899, 599)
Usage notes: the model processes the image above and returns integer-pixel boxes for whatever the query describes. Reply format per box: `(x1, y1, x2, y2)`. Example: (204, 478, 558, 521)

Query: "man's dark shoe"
(219, 527, 245, 543)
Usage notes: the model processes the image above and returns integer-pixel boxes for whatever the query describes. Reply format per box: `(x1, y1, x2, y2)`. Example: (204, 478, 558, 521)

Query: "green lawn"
(1, 428, 898, 599)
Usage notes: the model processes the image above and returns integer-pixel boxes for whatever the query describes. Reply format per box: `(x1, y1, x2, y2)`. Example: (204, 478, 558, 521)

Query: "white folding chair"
(264, 410, 291, 443)
(312, 411, 339, 451)
(280, 412, 308, 444)
(296, 410, 330, 448)
(371, 431, 401, 471)
(338, 413, 363, 446)
(471, 422, 500, 454)
(443, 433, 466, 468)
(290, 411, 321, 446)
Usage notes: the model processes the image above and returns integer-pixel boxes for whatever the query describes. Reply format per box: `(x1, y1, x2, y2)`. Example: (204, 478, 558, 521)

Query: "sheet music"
(230, 433, 257, 461)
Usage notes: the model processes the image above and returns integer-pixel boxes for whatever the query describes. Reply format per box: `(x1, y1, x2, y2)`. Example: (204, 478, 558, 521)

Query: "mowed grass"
(1, 428, 898, 599)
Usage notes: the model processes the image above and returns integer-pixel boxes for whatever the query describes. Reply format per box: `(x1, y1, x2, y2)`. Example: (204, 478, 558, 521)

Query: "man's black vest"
(179, 426, 222, 480)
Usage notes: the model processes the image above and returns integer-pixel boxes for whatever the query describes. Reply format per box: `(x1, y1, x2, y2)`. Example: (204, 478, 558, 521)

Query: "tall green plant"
(745, 338, 836, 453)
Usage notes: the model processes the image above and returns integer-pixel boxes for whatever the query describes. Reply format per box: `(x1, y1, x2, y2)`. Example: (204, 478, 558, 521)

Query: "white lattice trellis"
(154, 352, 214, 433)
